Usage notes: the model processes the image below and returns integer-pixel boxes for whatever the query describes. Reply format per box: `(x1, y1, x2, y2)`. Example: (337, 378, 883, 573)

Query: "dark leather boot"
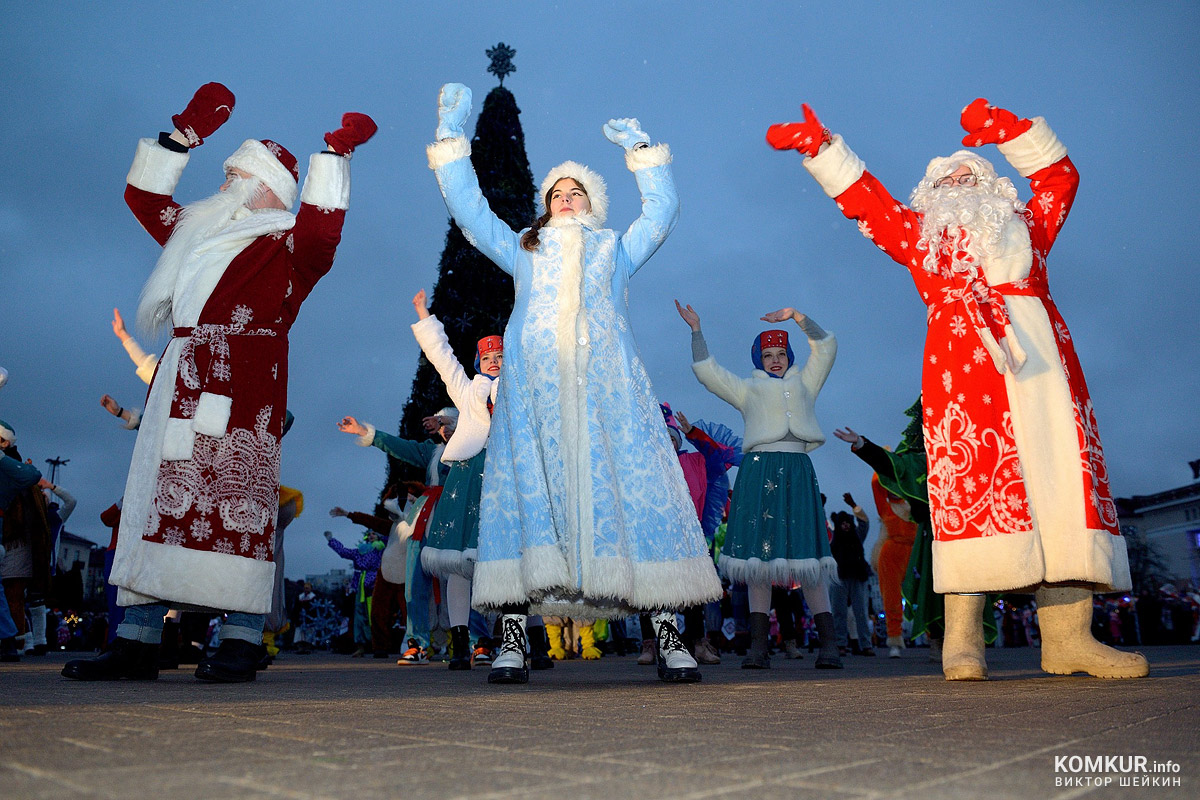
(448, 625, 472, 671)
(194, 638, 263, 683)
(741, 612, 771, 669)
(62, 637, 159, 681)
(527, 624, 555, 670)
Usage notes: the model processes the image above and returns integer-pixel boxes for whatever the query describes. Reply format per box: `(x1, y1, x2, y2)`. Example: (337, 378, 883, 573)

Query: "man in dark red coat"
(64, 83, 375, 683)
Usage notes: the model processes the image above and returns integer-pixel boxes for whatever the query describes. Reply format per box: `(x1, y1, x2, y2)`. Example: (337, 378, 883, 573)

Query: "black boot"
(527, 624, 555, 670)
(158, 620, 180, 670)
(195, 638, 263, 683)
(448, 625, 472, 671)
(741, 612, 771, 669)
(62, 637, 159, 681)
(814, 611, 844, 669)
(2, 637, 22, 663)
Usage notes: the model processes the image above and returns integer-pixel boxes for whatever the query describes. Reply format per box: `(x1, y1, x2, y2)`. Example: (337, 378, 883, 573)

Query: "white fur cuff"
(162, 417, 196, 461)
(625, 142, 671, 172)
(427, 137, 471, 170)
(192, 392, 232, 438)
(356, 422, 377, 447)
(803, 134, 866, 198)
(997, 117, 1068, 177)
(300, 153, 351, 210)
(127, 138, 190, 195)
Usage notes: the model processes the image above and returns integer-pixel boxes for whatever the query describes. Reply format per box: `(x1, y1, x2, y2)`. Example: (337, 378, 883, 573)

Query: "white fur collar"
(546, 213, 601, 231)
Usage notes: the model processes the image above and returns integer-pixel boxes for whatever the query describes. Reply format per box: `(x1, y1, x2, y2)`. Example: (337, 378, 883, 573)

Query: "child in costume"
(427, 84, 720, 685)
(771, 99, 1146, 680)
(676, 301, 840, 669)
(410, 288, 553, 670)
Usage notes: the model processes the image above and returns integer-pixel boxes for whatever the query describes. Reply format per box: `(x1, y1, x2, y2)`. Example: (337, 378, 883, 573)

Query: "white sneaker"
(888, 646, 902, 659)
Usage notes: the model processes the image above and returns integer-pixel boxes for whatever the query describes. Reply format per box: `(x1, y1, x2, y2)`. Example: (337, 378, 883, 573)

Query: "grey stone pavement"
(1, 645, 1197, 800)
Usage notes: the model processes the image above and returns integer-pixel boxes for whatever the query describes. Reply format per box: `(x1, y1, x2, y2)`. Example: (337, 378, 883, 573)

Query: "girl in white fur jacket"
(410, 289, 501, 672)
(677, 301, 843, 669)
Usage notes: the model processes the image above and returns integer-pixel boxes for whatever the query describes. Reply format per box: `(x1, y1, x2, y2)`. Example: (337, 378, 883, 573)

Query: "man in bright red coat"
(64, 84, 375, 683)
(768, 99, 1146, 681)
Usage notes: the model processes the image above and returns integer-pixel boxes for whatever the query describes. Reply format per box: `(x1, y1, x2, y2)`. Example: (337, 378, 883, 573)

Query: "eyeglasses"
(933, 173, 978, 188)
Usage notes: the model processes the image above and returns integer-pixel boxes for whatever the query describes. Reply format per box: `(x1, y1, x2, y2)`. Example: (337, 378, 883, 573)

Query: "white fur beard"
(911, 186, 1017, 274)
(136, 177, 261, 338)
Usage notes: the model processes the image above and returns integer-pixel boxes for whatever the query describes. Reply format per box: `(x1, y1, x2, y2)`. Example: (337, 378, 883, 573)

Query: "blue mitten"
(436, 83, 472, 141)
(603, 118, 651, 150)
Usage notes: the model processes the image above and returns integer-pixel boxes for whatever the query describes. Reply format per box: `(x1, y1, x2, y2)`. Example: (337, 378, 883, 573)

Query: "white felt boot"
(942, 594, 988, 681)
(28, 605, 48, 652)
(1036, 586, 1149, 679)
(651, 612, 700, 683)
(487, 614, 528, 685)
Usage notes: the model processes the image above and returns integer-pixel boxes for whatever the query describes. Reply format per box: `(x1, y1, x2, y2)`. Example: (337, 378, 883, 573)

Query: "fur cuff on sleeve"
(625, 142, 671, 172)
(356, 422, 377, 447)
(122, 408, 142, 430)
(426, 137, 471, 170)
(192, 392, 232, 438)
(300, 153, 351, 210)
(997, 117, 1068, 177)
(410, 314, 445, 348)
(803, 135, 866, 199)
(127, 138, 190, 195)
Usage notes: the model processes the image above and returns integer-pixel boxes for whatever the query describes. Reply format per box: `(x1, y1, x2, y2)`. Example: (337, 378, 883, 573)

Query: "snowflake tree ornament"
(487, 42, 516, 85)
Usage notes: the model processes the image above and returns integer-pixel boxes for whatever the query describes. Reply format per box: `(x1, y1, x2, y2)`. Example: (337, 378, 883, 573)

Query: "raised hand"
(760, 308, 802, 324)
(675, 300, 701, 331)
(674, 410, 693, 434)
(959, 98, 1031, 147)
(766, 104, 830, 158)
(324, 112, 378, 156)
(111, 308, 130, 342)
(833, 427, 863, 447)
(323, 530, 333, 540)
(330, 506, 348, 518)
(100, 394, 122, 417)
(412, 289, 430, 320)
(172, 82, 235, 147)
(602, 118, 650, 150)
(337, 416, 367, 437)
(436, 83, 472, 140)
(843, 492, 856, 508)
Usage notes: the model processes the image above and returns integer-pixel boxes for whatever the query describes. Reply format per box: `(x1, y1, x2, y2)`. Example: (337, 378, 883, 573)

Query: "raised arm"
(426, 84, 519, 274)
(338, 416, 437, 469)
(961, 99, 1079, 252)
(678, 300, 749, 410)
(410, 292, 474, 409)
(768, 105, 925, 273)
(606, 119, 678, 275)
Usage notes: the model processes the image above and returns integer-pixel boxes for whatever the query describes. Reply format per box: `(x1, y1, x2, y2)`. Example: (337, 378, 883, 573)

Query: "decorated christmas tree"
(389, 45, 534, 483)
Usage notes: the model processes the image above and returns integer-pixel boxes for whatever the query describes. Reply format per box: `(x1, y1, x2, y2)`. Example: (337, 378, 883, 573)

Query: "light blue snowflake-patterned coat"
(427, 136, 721, 620)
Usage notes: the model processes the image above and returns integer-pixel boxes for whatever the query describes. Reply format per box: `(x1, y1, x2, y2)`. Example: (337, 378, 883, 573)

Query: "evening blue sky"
(2, 2, 1197, 580)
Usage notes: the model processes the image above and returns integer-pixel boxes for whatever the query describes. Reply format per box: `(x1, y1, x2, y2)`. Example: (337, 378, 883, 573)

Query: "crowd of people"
(0, 83, 1168, 687)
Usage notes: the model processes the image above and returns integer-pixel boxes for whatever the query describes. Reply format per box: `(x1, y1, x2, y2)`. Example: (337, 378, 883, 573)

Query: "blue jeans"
(830, 579, 871, 649)
(404, 541, 432, 647)
(117, 603, 265, 645)
(0, 588, 17, 640)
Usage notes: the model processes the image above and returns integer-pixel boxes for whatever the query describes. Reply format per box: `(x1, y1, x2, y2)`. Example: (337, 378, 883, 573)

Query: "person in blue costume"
(426, 83, 720, 685)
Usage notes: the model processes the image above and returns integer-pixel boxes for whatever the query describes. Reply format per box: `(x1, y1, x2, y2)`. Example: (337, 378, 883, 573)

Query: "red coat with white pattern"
(802, 120, 1128, 593)
(110, 139, 350, 613)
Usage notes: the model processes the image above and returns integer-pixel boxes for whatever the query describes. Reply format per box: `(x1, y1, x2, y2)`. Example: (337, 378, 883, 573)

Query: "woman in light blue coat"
(426, 84, 720, 684)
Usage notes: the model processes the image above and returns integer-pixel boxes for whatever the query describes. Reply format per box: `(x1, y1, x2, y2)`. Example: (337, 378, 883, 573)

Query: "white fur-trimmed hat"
(0, 419, 15, 444)
(223, 138, 299, 210)
(539, 161, 609, 225)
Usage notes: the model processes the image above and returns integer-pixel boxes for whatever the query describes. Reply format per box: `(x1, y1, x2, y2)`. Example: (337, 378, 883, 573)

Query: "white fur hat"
(223, 139, 299, 210)
(0, 366, 8, 390)
(539, 161, 609, 225)
(0, 419, 15, 444)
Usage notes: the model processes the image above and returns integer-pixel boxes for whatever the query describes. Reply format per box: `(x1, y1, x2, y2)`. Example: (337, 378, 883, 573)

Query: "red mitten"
(171, 82, 235, 148)
(960, 98, 1031, 147)
(324, 113, 378, 156)
(766, 103, 831, 158)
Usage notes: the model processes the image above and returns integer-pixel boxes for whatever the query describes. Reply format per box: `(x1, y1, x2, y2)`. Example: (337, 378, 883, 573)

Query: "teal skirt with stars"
(420, 449, 486, 580)
(721, 450, 838, 588)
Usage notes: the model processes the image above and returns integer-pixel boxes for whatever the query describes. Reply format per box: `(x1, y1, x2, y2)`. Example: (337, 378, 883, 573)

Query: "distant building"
(56, 530, 98, 574)
(1116, 469, 1200, 586)
(305, 569, 350, 596)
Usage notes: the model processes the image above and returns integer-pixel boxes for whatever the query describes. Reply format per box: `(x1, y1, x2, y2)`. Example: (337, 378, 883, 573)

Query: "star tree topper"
(487, 42, 516, 85)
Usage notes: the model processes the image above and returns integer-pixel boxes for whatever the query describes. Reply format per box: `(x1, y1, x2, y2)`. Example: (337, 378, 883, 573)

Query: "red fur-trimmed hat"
(223, 138, 300, 209)
(759, 330, 789, 351)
